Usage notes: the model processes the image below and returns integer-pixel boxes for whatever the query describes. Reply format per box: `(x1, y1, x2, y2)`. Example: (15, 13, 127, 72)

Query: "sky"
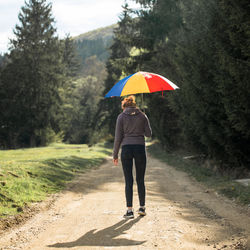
(0, 0, 140, 54)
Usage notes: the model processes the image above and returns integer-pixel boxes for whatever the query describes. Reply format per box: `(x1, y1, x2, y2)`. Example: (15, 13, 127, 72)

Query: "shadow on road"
(48, 216, 145, 248)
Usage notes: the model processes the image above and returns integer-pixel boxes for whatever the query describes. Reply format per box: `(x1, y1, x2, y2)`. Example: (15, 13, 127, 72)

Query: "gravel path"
(0, 154, 249, 249)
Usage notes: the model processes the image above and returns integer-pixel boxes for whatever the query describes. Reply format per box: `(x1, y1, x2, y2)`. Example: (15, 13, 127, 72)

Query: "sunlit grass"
(0, 143, 112, 217)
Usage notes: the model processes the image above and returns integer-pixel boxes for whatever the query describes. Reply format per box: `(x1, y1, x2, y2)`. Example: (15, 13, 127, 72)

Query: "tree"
(62, 35, 80, 79)
(212, 0, 250, 166)
(62, 55, 107, 145)
(126, 0, 250, 168)
(1, 0, 65, 147)
(161, 0, 250, 167)
(123, 0, 183, 149)
(99, 3, 136, 137)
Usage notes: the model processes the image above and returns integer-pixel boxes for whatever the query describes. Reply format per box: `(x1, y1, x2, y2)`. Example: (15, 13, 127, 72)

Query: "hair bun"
(122, 95, 136, 108)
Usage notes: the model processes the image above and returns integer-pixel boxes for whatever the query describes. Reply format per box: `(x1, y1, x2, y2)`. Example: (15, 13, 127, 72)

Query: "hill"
(61, 25, 116, 144)
(73, 24, 117, 63)
(74, 24, 117, 43)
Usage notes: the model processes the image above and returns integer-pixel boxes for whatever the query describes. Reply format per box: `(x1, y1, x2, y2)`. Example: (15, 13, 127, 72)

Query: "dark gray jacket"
(113, 106, 152, 159)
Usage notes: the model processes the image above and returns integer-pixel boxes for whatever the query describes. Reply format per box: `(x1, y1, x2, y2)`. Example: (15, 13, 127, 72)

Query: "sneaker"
(123, 210, 134, 219)
(138, 207, 146, 216)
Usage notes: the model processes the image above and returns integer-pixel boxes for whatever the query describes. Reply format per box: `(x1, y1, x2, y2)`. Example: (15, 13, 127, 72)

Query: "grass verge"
(0, 143, 112, 217)
(147, 142, 250, 206)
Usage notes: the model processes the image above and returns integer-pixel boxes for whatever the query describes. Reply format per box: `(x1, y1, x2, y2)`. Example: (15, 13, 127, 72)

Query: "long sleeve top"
(113, 106, 152, 159)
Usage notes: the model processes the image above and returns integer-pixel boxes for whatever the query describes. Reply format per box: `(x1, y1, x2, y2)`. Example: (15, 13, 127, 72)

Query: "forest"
(0, 0, 249, 171)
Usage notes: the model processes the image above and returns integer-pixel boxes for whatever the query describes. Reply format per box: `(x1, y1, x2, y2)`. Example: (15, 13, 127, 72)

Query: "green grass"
(147, 142, 250, 206)
(0, 143, 112, 217)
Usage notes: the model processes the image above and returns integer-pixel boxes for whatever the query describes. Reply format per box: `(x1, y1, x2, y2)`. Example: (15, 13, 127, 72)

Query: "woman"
(113, 95, 152, 219)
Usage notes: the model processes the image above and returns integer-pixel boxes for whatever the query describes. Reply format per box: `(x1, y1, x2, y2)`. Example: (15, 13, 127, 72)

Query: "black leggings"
(121, 144, 146, 207)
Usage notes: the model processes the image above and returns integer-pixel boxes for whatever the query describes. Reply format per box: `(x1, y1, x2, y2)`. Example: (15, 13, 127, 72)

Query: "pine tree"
(0, 54, 11, 148)
(124, 0, 182, 149)
(99, 3, 135, 136)
(62, 36, 80, 78)
(2, 0, 65, 147)
(118, 0, 250, 168)
(166, 0, 250, 167)
(212, 0, 250, 166)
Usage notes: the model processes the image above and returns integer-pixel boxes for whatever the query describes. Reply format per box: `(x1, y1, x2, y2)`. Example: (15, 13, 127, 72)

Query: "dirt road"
(0, 154, 250, 250)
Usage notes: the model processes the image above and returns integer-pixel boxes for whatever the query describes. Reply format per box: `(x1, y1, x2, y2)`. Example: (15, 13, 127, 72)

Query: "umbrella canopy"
(105, 71, 179, 97)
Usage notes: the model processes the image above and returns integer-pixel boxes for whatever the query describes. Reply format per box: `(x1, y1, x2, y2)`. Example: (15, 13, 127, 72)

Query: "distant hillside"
(74, 24, 117, 63)
(74, 24, 117, 43)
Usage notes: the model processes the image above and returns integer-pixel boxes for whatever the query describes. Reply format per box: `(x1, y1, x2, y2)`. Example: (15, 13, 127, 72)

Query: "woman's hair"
(122, 95, 136, 108)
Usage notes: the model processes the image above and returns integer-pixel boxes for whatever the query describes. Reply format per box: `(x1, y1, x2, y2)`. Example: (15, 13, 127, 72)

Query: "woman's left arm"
(113, 115, 124, 160)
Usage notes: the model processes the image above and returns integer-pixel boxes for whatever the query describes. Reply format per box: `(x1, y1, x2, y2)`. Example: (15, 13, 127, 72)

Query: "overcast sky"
(0, 0, 140, 54)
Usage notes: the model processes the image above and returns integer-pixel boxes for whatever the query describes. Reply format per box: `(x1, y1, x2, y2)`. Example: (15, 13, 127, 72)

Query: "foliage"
(61, 26, 115, 145)
(100, 3, 137, 136)
(75, 38, 111, 64)
(74, 24, 116, 42)
(0, 0, 66, 148)
(74, 25, 116, 76)
(169, 0, 250, 167)
(0, 0, 249, 171)
(102, 0, 249, 169)
(63, 73, 106, 145)
(0, 54, 4, 67)
(62, 36, 81, 78)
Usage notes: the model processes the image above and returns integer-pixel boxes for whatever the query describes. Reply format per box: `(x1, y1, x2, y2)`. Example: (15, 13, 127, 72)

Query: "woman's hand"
(113, 158, 118, 166)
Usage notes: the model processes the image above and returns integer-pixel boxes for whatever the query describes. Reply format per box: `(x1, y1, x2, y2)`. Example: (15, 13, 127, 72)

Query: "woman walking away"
(113, 95, 152, 219)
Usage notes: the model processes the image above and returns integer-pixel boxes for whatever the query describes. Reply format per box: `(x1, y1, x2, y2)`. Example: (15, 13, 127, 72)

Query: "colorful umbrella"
(104, 71, 179, 98)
